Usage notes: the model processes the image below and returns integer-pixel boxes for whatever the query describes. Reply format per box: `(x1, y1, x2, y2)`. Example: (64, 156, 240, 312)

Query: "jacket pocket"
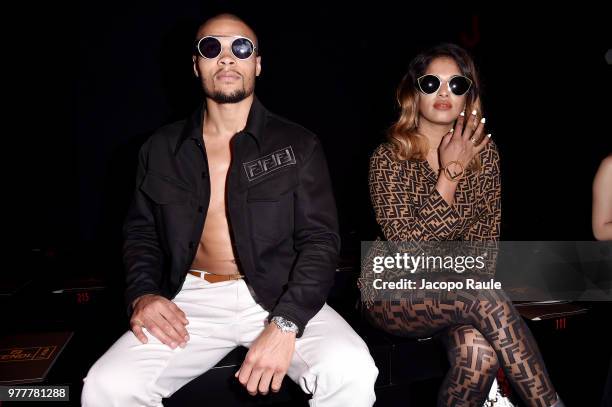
(140, 172, 192, 205)
(246, 170, 297, 243)
(246, 168, 298, 202)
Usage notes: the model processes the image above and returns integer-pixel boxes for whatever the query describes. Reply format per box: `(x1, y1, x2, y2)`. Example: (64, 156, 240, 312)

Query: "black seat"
(163, 346, 310, 406)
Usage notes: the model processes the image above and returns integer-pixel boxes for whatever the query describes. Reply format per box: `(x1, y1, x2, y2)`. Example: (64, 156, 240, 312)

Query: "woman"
(592, 154, 612, 407)
(361, 43, 564, 406)
(592, 154, 612, 241)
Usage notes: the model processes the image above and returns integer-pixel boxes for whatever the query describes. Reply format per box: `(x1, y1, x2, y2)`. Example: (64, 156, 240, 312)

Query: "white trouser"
(81, 272, 378, 406)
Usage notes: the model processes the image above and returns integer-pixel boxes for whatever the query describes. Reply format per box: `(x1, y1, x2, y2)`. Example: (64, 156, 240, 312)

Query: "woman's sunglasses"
(416, 74, 472, 96)
(194, 35, 257, 60)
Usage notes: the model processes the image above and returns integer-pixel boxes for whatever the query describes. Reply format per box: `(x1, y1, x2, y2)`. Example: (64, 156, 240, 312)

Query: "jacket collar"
(174, 95, 267, 155)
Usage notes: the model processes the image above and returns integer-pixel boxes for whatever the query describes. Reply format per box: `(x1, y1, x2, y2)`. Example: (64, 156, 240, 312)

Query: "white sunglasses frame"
(195, 35, 258, 60)
(416, 74, 473, 96)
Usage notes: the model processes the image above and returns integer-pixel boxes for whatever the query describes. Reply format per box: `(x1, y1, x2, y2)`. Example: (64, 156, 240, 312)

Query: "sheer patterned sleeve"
(463, 141, 501, 241)
(369, 143, 462, 241)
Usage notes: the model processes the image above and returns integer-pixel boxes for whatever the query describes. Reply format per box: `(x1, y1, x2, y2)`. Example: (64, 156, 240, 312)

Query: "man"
(81, 13, 378, 407)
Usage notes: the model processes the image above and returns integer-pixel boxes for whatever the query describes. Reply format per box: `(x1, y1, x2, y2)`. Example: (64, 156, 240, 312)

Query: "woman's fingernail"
(471, 109, 477, 115)
(170, 342, 177, 348)
(179, 342, 186, 348)
(480, 117, 486, 123)
(184, 335, 190, 341)
(487, 133, 492, 138)
(449, 128, 454, 133)
(460, 111, 465, 116)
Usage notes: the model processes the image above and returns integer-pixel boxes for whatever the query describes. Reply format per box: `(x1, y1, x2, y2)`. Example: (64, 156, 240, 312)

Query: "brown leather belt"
(188, 270, 244, 283)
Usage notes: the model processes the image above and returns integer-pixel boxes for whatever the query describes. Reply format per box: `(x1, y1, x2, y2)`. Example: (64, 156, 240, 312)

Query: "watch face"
(444, 161, 464, 181)
(272, 316, 298, 333)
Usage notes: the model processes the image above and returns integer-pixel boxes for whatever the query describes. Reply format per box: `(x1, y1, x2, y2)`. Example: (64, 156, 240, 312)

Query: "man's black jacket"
(123, 97, 340, 337)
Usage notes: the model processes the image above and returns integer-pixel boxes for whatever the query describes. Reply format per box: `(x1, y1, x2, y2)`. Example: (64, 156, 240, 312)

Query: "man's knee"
(318, 344, 378, 393)
(82, 363, 121, 406)
(81, 361, 154, 406)
(346, 353, 379, 390)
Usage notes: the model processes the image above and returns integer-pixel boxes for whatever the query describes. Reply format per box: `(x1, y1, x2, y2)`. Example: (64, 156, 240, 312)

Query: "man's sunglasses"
(194, 35, 257, 60)
(416, 74, 472, 96)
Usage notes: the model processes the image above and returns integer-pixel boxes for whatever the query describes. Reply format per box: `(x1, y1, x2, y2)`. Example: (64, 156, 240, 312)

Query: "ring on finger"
(470, 137, 478, 145)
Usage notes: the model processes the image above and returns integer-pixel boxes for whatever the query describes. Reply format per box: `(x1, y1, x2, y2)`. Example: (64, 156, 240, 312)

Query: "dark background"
(5, 1, 611, 405)
(25, 1, 611, 266)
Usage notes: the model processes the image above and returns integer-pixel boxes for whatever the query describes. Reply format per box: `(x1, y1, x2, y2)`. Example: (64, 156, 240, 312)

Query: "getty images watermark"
(359, 241, 612, 302)
(371, 250, 501, 291)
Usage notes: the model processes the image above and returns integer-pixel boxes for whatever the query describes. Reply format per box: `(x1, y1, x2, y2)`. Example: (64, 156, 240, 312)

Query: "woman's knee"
(456, 289, 518, 328)
(445, 325, 499, 374)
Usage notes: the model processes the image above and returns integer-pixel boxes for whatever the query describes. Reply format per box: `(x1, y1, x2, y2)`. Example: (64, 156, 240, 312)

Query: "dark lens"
(449, 76, 471, 96)
(198, 37, 221, 58)
(231, 38, 254, 59)
(418, 75, 440, 94)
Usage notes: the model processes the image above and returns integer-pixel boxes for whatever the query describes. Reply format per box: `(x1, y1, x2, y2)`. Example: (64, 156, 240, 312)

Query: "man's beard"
(204, 83, 253, 104)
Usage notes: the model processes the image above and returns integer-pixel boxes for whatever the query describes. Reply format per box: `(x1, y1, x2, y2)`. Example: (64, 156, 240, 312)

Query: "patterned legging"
(366, 288, 559, 407)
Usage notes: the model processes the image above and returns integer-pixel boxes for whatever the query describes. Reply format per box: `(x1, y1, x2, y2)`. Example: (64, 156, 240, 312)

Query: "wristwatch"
(271, 316, 299, 334)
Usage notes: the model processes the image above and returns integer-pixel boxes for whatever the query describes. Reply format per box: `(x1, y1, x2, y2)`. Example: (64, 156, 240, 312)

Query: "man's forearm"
(125, 284, 163, 318)
(132, 293, 157, 309)
(271, 241, 338, 336)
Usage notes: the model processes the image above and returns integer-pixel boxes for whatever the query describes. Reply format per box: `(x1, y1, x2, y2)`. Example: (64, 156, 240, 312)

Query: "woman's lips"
(434, 102, 452, 110)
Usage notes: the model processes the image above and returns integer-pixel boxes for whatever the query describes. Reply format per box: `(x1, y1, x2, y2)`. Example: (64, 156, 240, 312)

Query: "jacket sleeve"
(463, 141, 501, 241)
(123, 138, 164, 319)
(369, 144, 462, 241)
(269, 138, 340, 337)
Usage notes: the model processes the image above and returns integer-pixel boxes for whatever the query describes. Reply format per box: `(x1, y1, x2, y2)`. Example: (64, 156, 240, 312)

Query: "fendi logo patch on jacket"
(243, 146, 296, 181)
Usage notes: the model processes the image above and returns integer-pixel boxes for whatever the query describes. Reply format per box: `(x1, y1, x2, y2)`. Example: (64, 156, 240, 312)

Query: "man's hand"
(235, 322, 296, 395)
(130, 294, 190, 349)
